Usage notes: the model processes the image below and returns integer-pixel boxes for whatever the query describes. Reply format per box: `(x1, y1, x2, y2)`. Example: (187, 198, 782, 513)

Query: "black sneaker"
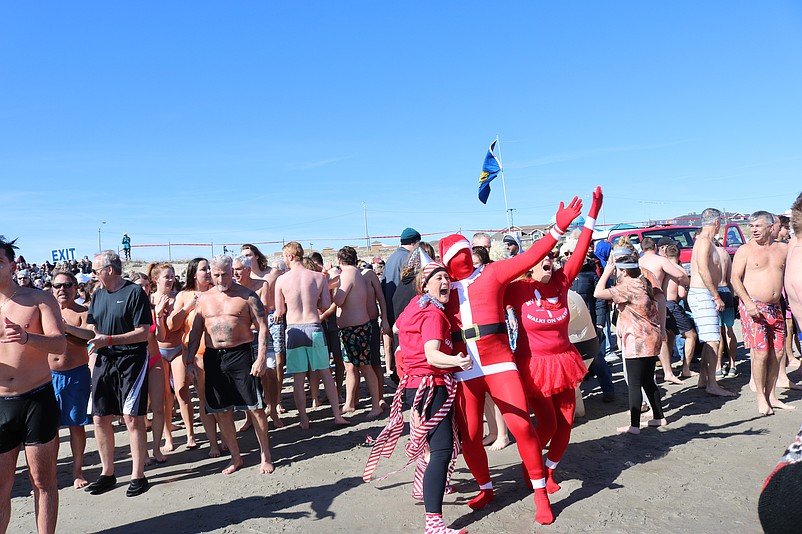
(126, 477, 149, 497)
(86, 474, 117, 495)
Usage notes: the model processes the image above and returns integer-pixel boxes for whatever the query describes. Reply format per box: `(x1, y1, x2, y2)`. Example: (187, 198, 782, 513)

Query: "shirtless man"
(685, 209, 736, 398)
(662, 244, 699, 380)
(50, 270, 94, 489)
(264, 259, 287, 413)
(0, 238, 65, 534)
(309, 251, 344, 397)
(186, 255, 273, 474)
(732, 211, 790, 414)
(714, 241, 739, 378)
(639, 237, 690, 383)
(786, 193, 802, 352)
(334, 246, 384, 418)
(232, 256, 282, 428)
(274, 242, 349, 429)
(361, 264, 392, 401)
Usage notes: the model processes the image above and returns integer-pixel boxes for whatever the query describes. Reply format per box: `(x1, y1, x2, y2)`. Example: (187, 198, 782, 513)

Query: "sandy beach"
(9, 329, 800, 534)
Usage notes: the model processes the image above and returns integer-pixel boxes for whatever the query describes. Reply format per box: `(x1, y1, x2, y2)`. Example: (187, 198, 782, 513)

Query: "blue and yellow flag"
(478, 140, 501, 204)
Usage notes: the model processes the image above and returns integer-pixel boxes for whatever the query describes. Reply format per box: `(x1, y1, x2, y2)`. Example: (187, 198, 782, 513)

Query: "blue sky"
(2, 2, 801, 263)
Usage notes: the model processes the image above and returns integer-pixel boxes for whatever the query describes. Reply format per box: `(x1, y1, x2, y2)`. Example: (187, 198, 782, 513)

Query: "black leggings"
(405, 386, 453, 514)
(624, 357, 664, 428)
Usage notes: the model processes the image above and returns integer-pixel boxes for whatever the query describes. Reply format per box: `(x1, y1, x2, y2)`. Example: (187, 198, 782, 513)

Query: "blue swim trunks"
(51, 365, 92, 427)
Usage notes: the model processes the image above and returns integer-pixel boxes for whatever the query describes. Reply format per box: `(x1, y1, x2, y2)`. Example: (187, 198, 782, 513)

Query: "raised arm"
(594, 260, 616, 301)
(490, 196, 584, 285)
(563, 186, 603, 282)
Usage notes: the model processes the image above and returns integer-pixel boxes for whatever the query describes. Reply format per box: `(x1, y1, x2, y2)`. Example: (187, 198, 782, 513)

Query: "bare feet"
(208, 445, 222, 458)
(311, 397, 321, 409)
(379, 399, 389, 411)
(481, 433, 497, 447)
(664, 373, 685, 385)
(647, 418, 668, 427)
(299, 415, 310, 430)
(680, 370, 699, 378)
(222, 459, 244, 475)
(259, 459, 275, 474)
(771, 400, 797, 411)
(488, 436, 511, 451)
(268, 409, 284, 429)
(276, 403, 286, 414)
(366, 406, 384, 420)
(340, 404, 356, 414)
(163, 441, 175, 452)
(334, 416, 352, 426)
(616, 425, 641, 434)
(777, 380, 802, 391)
(152, 451, 168, 464)
(706, 384, 736, 397)
(73, 477, 89, 489)
(186, 437, 199, 450)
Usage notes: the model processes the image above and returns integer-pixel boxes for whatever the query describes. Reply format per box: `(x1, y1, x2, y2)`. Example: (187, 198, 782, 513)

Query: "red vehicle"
(608, 223, 746, 274)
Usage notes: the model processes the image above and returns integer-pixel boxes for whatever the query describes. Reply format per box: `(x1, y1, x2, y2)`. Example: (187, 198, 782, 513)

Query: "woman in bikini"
(130, 272, 168, 464)
(166, 258, 222, 456)
(148, 262, 181, 452)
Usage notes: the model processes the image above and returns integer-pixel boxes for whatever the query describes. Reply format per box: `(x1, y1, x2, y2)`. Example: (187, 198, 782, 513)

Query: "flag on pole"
(478, 140, 501, 204)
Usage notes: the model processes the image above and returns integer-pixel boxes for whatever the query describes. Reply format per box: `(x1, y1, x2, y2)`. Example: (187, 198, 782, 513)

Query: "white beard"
(215, 283, 230, 292)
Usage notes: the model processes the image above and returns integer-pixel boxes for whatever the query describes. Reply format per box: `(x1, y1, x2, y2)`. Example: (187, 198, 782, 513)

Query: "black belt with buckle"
(452, 322, 507, 343)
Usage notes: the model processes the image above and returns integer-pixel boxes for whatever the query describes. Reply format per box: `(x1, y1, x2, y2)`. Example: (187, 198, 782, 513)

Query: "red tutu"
(516, 346, 587, 399)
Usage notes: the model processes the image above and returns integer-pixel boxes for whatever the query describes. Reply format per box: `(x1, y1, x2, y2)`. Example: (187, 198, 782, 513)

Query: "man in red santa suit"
(438, 194, 587, 525)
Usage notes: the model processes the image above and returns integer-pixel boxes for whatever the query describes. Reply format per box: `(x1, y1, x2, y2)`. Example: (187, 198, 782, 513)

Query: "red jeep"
(608, 223, 746, 273)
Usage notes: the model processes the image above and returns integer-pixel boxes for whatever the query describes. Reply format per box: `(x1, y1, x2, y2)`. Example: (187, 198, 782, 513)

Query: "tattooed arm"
(248, 291, 268, 377)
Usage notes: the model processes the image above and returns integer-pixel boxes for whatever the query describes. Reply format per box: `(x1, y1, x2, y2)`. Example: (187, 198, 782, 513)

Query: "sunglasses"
(91, 267, 106, 275)
(52, 282, 76, 289)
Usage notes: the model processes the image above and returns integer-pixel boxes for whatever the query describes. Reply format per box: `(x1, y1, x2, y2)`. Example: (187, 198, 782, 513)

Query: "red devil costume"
(438, 196, 583, 525)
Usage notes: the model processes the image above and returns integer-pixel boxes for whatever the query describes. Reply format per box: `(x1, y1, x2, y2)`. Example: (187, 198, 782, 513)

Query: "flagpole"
(495, 135, 512, 231)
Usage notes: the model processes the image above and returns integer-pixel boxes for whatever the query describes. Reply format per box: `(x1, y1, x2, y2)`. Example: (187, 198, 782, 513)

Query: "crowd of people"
(1, 189, 801, 534)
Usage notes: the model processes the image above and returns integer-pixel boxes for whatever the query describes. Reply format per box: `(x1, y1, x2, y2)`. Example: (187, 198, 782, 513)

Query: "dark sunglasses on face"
(91, 268, 105, 275)
(52, 282, 76, 289)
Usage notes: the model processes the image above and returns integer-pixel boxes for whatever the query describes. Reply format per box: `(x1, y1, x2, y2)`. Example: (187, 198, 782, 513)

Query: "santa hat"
(438, 234, 471, 267)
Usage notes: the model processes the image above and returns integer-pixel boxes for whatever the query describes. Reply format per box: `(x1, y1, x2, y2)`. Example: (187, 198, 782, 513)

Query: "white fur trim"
(545, 459, 559, 469)
(532, 478, 546, 489)
(550, 227, 564, 240)
(584, 216, 596, 231)
(479, 482, 493, 490)
(442, 239, 471, 265)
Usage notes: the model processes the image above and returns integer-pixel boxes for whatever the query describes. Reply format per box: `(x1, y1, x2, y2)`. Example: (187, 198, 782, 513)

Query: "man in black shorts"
(85, 250, 152, 497)
(0, 237, 66, 534)
(187, 255, 273, 475)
